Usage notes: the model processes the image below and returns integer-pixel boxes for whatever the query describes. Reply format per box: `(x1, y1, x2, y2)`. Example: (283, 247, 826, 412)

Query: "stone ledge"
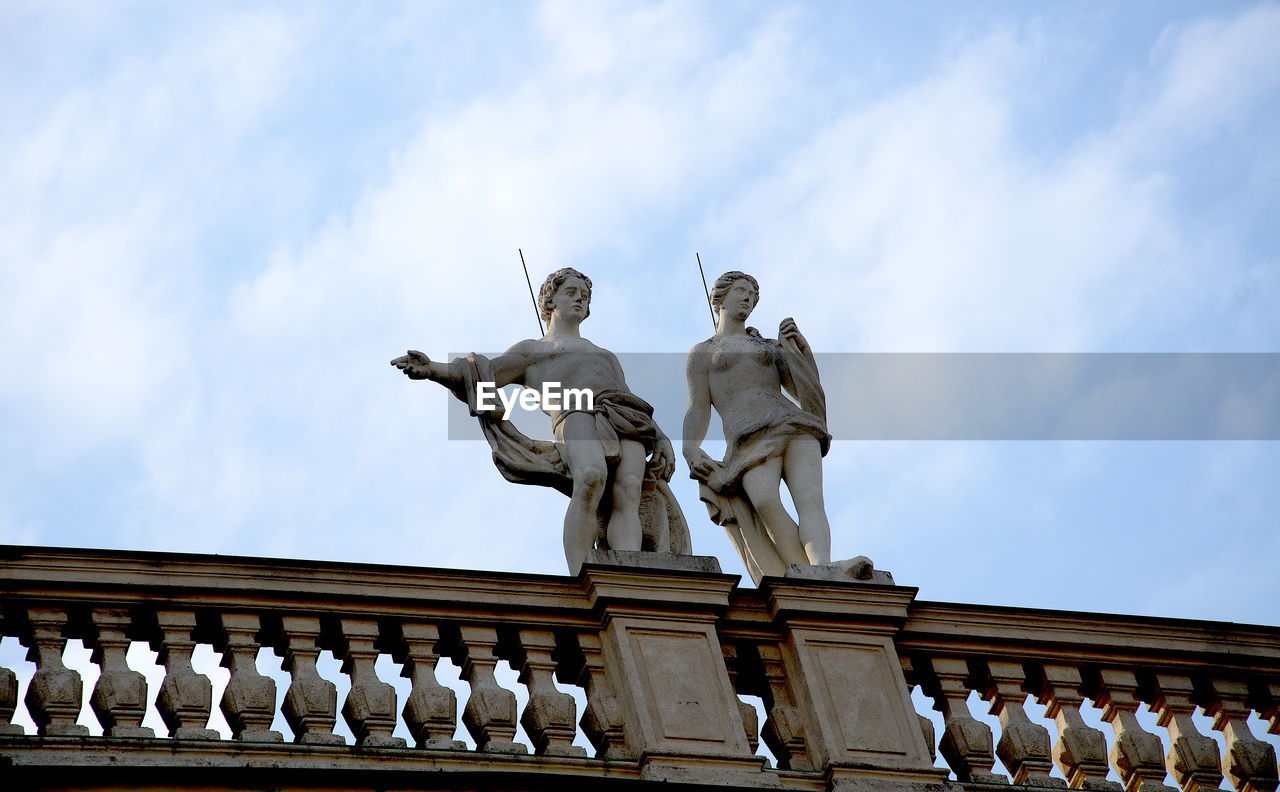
(0, 736, 820, 791)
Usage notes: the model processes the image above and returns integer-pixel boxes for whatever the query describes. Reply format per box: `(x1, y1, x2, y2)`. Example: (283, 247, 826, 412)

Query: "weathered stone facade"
(1, 545, 1277, 792)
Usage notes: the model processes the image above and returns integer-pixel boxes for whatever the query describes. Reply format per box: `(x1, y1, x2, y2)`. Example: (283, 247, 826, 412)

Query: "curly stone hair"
(538, 267, 593, 322)
(709, 270, 760, 314)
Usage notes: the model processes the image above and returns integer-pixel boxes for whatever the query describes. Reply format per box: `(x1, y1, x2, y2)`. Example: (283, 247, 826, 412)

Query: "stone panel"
(810, 640, 914, 756)
(634, 629, 727, 744)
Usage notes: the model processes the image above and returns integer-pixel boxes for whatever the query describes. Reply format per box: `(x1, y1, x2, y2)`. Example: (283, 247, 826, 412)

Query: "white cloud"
(704, 7, 1280, 354)
(0, 8, 307, 454)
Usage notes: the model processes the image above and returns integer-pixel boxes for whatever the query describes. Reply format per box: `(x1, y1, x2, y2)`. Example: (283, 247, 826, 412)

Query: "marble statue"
(683, 271, 871, 584)
(392, 268, 690, 573)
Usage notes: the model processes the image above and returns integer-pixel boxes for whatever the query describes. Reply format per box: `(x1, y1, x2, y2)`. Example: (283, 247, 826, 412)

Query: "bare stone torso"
(698, 334, 802, 445)
(518, 336, 626, 418)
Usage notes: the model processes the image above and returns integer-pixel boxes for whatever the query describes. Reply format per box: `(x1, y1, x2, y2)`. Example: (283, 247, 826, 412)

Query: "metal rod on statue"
(519, 249, 546, 336)
(696, 252, 716, 331)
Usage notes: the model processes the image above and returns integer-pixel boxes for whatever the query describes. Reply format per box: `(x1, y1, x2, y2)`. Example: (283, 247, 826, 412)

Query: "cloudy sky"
(2, 0, 1278, 635)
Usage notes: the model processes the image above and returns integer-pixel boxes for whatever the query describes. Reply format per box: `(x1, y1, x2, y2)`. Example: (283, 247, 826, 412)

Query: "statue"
(683, 271, 871, 584)
(392, 268, 690, 573)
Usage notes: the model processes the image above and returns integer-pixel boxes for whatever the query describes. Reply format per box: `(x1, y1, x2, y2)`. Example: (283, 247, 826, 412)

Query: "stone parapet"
(1, 544, 1278, 792)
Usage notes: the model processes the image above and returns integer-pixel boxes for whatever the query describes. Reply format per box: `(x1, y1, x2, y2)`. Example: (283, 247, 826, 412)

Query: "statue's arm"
(776, 317, 809, 400)
(605, 349, 630, 389)
(390, 350, 463, 387)
(390, 341, 530, 389)
(775, 340, 799, 400)
(487, 341, 533, 388)
(682, 347, 717, 478)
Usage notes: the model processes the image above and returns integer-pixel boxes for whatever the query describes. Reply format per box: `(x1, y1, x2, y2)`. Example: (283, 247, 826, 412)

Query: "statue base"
(579, 549, 723, 575)
(785, 561, 895, 585)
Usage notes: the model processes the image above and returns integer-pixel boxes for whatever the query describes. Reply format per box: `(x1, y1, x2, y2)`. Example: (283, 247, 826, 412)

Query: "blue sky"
(2, 1, 1278, 630)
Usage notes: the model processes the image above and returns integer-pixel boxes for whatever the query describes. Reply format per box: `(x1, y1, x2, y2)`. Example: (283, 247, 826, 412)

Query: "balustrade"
(0, 545, 1277, 792)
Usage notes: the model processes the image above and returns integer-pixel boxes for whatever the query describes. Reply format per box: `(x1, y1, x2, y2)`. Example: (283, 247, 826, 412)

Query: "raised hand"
(779, 317, 809, 352)
(390, 349, 433, 380)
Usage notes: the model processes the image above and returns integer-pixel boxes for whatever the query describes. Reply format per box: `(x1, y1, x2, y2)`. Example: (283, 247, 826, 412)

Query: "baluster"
(334, 617, 405, 747)
(982, 660, 1065, 787)
(1091, 669, 1176, 792)
(1147, 673, 1223, 792)
(453, 625, 525, 754)
(86, 608, 153, 737)
(153, 609, 217, 739)
(215, 613, 282, 742)
(573, 631, 630, 759)
(513, 628, 586, 757)
(923, 657, 1007, 783)
(1, 657, 23, 734)
(721, 641, 760, 756)
(278, 615, 342, 744)
(21, 606, 88, 736)
(395, 623, 464, 750)
(1037, 664, 1119, 789)
(1202, 679, 1278, 792)
(755, 642, 812, 770)
(902, 656, 938, 764)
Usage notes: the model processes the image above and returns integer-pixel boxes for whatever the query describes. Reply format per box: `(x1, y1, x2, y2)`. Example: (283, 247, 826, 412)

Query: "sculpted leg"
(741, 457, 808, 565)
(781, 435, 831, 565)
(606, 439, 646, 552)
(559, 414, 608, 572)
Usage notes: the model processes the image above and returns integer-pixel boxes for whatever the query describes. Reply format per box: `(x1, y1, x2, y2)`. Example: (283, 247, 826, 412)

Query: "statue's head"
(539, 267, 593, 323)
(710, 271, 759, 321)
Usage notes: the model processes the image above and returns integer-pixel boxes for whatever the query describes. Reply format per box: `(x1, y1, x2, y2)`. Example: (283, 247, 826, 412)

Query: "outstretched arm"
(682, 347, 717, 479)
(391, 342, 532, 389)
(390, 350, 460, 385)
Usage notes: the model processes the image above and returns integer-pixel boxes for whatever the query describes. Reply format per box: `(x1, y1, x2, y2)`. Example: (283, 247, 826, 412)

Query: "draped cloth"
(694, 331, 830, 584)
(446, 353, 691, 554)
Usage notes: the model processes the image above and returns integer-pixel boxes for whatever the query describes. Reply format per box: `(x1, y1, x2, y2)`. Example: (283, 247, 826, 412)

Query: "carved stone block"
(940, 712, 1007, 784)
(282, 675, 343, 745)
(90, 666, 152, 737)
(26, 665, 88, 737)
(1055, 725, 1122, 790)
(342, 678, 404, 747)
(1111, 728, 1177, 792)
(1223, 736, 1279, 792)
(221, 668, 280, 741)
(522, 683, 585, 757)
(157, 668, 217, 740)
(463, 684, 523, 753)
(1167, 729, 1225, 792)
(403, 682, 464, 750)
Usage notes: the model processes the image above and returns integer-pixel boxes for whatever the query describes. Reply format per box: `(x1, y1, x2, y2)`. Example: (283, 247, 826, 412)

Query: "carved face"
(720, 279, 758, 321)
(551, 275, 591, 322)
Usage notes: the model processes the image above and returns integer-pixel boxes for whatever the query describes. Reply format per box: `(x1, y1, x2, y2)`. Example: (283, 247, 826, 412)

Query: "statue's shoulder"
(689, 337, 717, 353)
(504, 337, 543, 356)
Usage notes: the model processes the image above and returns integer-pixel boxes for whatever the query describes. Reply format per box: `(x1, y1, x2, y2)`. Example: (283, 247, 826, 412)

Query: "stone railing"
(1, 545, 1277, 792)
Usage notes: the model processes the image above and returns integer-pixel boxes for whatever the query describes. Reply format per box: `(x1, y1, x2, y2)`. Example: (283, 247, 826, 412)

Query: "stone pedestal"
(580, 555, 781, 788)
(758, 578, 948, 791)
